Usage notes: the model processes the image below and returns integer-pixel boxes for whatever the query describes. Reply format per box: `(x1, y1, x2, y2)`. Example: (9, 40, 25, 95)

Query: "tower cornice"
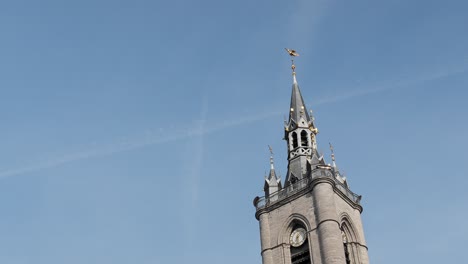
(254, 168, 362, 220)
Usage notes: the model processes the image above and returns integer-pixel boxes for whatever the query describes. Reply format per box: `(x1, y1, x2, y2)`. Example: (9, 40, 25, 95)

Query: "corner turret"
(263, 146, 282, 199)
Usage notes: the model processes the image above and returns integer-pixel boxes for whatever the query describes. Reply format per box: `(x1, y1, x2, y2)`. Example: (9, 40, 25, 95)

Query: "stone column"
(259, 213, 274, 264)
(312, 180, 346, 264)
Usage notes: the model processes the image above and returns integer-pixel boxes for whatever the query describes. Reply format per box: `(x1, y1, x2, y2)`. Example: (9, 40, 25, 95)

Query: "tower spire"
(284, 48, 314, 130)
(283, 49, 322, 186)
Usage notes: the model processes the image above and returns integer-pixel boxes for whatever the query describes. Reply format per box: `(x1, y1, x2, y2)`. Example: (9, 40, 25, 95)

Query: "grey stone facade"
(253, 69, 369, 264)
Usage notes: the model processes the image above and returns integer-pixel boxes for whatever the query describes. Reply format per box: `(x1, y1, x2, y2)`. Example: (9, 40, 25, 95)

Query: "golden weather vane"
(285, 48, 300, 57)
(285, 48, 299, 73)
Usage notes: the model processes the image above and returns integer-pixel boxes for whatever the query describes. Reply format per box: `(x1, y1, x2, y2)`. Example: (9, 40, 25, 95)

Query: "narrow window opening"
(344, 243, 351, 264)
(342, 228, 351, 264)
(292, 132, 298, 149)
(300, 130, 308, 146)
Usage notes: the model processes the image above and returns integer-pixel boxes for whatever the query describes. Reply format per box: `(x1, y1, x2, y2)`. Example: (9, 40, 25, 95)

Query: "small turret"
(264, 146, 282, 198)
(330, 142, 348, 186)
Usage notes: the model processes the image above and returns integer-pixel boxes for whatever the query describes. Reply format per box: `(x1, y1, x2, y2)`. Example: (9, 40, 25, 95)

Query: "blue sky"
(0, 0, 467, 263)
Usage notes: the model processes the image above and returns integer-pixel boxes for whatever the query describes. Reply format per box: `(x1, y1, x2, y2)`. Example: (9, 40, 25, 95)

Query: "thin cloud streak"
(313, 66, 468, 106)
(0, 66, 465, 179)
(181, 97, 207, 254)
(0, 112, 274, 179)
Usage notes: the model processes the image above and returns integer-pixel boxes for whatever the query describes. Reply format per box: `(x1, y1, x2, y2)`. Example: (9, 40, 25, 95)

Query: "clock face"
(290, 228, 307, 247)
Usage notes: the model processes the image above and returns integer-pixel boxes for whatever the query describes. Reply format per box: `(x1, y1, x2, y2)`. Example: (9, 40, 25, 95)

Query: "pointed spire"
(284, 48, 314, 130)
(330, 142, 337, 169)
(267, 145, 277, 180)
(288, 73, 311, 124)
(264, 145, 281, 196)
(329, 143, 347, 185)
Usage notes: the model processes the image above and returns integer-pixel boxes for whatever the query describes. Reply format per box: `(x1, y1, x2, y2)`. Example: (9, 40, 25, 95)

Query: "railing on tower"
(254, 168, 361, 210)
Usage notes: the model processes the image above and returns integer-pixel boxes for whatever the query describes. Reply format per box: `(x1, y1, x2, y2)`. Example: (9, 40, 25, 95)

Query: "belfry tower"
(253, 50, 369, 264)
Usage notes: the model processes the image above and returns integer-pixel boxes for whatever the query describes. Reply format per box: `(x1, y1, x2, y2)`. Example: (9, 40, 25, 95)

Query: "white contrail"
(314, 66, 468, 106)
(0, 110, 276, 179)
(0, 131, 193, 178)
(0, 66, 465, 179)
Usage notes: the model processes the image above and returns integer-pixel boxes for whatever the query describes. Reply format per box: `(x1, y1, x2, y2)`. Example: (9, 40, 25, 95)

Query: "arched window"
(340, 217, 360, 264)
(300, 130, 308, 146)
(292, 132, 298, 149)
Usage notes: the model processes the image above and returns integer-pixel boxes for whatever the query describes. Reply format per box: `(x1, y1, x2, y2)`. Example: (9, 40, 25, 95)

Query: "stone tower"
(253, 56, 369, 264)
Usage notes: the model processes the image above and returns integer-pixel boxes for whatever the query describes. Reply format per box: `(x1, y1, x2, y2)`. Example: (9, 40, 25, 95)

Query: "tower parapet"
(254, 166, 362, 217)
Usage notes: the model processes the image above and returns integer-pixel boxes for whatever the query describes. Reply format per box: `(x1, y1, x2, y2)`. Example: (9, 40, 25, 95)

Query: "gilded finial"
(285, 48, 299, 83)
